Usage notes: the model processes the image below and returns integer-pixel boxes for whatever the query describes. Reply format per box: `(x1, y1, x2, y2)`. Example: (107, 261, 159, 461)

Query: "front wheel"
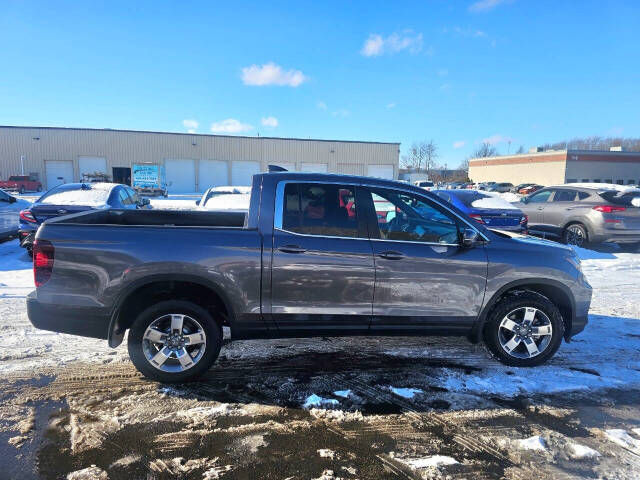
(483, 292, 564, 367)
(563, 223, 589, 247)
(127, 300, 222, 382)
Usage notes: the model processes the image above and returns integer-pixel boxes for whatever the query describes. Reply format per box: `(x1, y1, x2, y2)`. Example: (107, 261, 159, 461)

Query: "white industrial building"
(0, 126, 400, 193)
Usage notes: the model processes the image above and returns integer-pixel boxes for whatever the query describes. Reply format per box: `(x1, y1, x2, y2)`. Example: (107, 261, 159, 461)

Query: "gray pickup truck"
(28, 172, 592, 382)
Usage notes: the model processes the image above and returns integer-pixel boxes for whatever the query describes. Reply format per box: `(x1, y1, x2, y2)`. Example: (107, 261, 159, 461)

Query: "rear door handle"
(378, 250, 405, 260)
(278, 244, 307, 254)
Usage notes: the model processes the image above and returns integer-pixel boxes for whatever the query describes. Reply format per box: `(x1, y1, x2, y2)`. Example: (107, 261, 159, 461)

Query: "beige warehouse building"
(469, 149, 640, 186)
(0, 126, 400, 193)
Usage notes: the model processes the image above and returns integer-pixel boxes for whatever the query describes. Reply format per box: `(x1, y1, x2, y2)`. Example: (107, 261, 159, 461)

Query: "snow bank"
(333, 390, 351, 398)
(604, 429, 640, 454)
(566, 443, 600, 460)
(402, 455, 459, 468)
(303, 394, 339, 409)
(518, 435, 546, 451)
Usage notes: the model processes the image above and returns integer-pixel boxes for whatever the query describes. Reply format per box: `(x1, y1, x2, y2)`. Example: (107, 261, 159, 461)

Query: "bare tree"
(471, 142, 498, 158)
(401, 140, 439, 175)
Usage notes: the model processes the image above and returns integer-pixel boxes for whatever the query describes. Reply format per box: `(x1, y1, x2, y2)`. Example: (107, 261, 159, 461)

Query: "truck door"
(270, 181, 375, 335)
(362, 186, 488, 333)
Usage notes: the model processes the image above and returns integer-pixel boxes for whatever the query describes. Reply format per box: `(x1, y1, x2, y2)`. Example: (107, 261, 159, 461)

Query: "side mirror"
(141, 198, 150, 206)
(462, 227, 479, 247)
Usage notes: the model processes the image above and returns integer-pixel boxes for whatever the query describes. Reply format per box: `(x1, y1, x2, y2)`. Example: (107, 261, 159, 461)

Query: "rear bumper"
(27, 291, 110, 340)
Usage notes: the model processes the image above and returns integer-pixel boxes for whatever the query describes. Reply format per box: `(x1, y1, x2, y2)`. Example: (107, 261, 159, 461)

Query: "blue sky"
(1, 0, 638, 167)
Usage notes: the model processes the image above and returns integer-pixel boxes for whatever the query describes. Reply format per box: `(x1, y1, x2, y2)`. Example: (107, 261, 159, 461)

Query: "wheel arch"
(470, 278, 576, 344)
(561, 218, 593, 241)
(108, 274, 235, 348)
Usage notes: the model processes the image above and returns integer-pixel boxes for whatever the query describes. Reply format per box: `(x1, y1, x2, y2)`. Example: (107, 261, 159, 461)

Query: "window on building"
(281, 183, 359, 238)
(581, 179, 589, 182)
(605, 179, 612, 183)
(616, 180, 624, 185)
(628, 180, 636, 185)
(593, 179, 601, 183)
(566, 179, 577, 183)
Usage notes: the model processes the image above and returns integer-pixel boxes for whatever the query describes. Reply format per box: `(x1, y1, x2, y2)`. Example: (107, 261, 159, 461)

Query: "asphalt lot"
(1, 238, 639, 479)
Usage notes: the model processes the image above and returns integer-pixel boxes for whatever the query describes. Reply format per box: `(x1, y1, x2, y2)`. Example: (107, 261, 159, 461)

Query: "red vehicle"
(0, 175, 42, 194)
(518, 184, 543, 195)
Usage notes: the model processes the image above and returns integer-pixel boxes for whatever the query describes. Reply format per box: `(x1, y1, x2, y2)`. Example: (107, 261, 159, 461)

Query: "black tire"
(26, 247, 33, 258)
(483, 292, 565, 367)
(127, 300, 222, 383)
(563, 223, 589, 247)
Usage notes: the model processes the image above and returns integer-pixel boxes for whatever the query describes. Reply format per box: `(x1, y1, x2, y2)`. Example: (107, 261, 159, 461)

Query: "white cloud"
(182, 119, 198, 133)
(453, 26, 487, 38)
(453, 140, 466, 149)
(261, 116, 278, 128)
(316, 100, 327, 111)
(210, 119, 254, 134)
(241, 62, 308, 87)
(482, 134, 514, 145)
(332, 109, 350, 117)
(469, 0, 512, 13)
(360, 31, 423, 57)
(387, 102, 396, 109)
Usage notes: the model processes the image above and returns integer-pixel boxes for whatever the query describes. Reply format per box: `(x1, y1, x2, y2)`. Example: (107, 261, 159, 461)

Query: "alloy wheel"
(498, 307, 553, 359)
(142, 314, 207, 372)
(566, 225, 586, 247)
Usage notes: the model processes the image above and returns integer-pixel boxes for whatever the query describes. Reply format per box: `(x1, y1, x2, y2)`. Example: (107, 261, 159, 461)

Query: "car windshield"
(38, 184, 113, 206)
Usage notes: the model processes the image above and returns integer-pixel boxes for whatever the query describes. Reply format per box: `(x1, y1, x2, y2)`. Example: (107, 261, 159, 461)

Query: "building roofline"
(470, 148, 640, 163)
(0, 125, 400, 146)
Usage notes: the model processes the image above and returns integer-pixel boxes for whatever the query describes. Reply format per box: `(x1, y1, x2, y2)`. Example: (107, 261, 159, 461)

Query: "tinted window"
(371, 188, 459, 244)
(126, 187, 140, 205)
(281, 183, 358, 238)
(553, 190, 577, 202)
(577, 191, 589, 200)
(119, 188, 132, 205)
(528, 190, 552, 203)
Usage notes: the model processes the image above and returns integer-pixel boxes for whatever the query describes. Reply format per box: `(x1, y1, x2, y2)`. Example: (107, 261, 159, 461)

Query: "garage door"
(165, 159, 196, 193)
(78, 156, 107, 179)
(300, 163, 328, 173)
(231, 161, 260, 186)
(367, 165, 395, 180)
(337, 164, 364, 176)
(198, 160, 228, 191)
(45, 160, 74, 189)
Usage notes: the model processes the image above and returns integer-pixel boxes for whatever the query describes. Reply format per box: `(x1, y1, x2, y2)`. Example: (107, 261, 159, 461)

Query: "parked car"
(27, 172, 591, 382)
(0, 175, 42, 194)
(414, 180, 435, 190)
(18, 182, 149, 254)
(196, 186, 251, 211)
(518, 184, 640, 247)
(434, 189, 528, 233)
(0, 188, 31, 240)
(512, 183, 532, 193)
(519, 184, 543, 195)
(487, 182, 514, 193)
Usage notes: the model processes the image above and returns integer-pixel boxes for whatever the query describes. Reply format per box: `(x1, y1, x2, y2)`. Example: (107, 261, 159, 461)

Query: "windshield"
(38, 184, 113, 206)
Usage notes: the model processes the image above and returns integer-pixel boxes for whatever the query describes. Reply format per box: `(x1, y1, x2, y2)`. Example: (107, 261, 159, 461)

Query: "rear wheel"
(128, 300, 222, 382)
(483, 292, 564, 367)
(563, 223, 589, 247)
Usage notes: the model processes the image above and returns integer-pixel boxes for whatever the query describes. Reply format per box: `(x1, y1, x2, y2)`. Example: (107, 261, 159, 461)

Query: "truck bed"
(45, 209, 247, 228)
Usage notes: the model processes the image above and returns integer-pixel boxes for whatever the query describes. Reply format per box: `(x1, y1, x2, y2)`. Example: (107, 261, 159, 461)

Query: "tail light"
(593, 205, 626, 213)
(33, 239, 55, 287)
(20, 210, 37, 223)
(469, 214, 484, 223)
(520, 215, 528, 225)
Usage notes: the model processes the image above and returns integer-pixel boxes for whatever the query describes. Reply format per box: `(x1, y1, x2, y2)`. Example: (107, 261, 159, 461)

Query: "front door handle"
(378, 250, 405, 260)
(278, 244, 307, 254)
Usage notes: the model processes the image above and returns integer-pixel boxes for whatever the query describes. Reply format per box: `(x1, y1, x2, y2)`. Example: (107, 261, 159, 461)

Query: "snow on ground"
(149, 196, 199, 211)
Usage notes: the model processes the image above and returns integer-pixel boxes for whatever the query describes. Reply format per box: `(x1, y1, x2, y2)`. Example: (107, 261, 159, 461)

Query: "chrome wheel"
(565, 225, 586, 247)
(142, 314, 206, 372)
(498, 307, 553, 359)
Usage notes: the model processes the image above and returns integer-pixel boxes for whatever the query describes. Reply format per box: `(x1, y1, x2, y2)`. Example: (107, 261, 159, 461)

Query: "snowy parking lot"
(1, 238, 639, 479)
